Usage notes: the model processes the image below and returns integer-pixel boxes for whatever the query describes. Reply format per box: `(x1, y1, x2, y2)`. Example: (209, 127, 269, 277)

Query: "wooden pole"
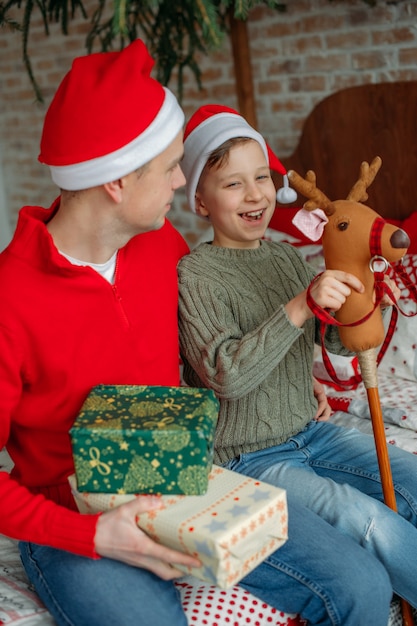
(358, 349, 414, 626)
(228, 10, 258, 129)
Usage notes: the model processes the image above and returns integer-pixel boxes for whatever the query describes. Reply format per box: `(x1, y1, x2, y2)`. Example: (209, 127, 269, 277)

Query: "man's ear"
(103, 178, 125, 203)
(195, 192, 210, 218)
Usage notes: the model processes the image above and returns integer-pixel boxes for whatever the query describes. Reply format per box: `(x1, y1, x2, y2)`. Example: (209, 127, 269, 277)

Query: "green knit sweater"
(178, 240, 349, 465)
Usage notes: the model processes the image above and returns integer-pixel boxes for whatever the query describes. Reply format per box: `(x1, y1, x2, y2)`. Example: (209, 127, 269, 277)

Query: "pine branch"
(22, 0, 46, 102)
(1, 0, 376, 103)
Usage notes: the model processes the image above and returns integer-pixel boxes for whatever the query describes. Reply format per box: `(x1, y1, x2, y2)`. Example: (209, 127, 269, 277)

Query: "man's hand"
(94, 495, 201, 579)
(379, 275, 401, 308)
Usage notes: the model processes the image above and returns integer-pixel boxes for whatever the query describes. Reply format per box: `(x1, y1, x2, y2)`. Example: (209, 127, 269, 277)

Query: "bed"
(2, 81, 417, 625)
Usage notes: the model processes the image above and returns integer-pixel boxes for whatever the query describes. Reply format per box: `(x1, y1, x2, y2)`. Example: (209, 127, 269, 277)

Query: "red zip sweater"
(0, 199, 189, 557)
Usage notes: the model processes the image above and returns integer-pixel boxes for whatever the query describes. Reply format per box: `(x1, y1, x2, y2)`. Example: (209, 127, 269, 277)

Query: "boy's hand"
(308, 270, 364, 311)
(312, 377, 331, 422)
(285, 270, 365, 327)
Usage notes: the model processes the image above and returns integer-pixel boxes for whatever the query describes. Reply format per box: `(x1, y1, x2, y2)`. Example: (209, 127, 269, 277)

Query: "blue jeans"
(240, 498, 392, 625)
(19, 542, 188, 626)
(20, 499, 392, 626)
(223, 418, 417, 608)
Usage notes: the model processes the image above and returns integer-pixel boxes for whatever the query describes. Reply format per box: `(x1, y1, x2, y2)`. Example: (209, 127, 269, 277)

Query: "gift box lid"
(70, 385, 220, 495)
(71, 385, 219, 435)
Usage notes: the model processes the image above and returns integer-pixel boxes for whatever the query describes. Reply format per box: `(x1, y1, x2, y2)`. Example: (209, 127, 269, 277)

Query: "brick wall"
(1, 0, 417, 247)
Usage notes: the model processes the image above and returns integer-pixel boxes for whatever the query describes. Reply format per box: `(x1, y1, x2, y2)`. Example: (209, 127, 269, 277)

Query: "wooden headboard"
(278, 81, 417, 221)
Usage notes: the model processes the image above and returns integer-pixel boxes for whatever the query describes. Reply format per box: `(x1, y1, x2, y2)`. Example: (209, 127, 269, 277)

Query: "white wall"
(0, 157, 12, 251)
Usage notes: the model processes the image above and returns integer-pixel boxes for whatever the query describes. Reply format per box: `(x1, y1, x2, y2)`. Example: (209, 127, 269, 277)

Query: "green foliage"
(1, 0, 87, 101)
(1, 0, 375, 103)
(0, 0, 285, 102)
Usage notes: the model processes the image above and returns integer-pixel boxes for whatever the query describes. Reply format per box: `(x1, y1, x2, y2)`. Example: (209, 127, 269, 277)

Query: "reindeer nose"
(390, 228, 410, 249)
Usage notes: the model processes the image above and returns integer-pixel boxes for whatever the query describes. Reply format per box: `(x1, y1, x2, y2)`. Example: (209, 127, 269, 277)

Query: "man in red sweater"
(0, 39, 200, 625)
(0, 38, 393, 626)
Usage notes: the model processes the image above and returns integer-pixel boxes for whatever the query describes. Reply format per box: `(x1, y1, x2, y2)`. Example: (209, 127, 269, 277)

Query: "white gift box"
(69, 465, 287, 589)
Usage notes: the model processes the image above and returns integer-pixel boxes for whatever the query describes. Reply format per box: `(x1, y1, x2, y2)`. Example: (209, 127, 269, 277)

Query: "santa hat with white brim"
(38, 39, 184, 191)
(182, 104, 297, 213)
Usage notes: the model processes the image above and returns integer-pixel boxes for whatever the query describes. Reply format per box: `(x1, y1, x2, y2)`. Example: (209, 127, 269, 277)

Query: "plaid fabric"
(369, 216, 385, 257)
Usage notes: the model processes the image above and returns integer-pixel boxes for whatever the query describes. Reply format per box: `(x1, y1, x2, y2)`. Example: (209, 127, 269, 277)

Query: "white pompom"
(276, 174, 297, 204)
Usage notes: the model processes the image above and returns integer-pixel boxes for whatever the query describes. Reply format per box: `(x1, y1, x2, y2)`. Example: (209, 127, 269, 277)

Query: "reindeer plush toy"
(288, 156, 414, 626)
(288, 156, 409, 353)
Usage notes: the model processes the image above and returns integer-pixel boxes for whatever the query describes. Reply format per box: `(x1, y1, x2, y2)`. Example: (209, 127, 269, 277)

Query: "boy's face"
(195, 140, 276, 249)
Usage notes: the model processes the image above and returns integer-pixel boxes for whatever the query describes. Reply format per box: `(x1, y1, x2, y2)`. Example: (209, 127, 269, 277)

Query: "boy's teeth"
(245, 210, 262, 217)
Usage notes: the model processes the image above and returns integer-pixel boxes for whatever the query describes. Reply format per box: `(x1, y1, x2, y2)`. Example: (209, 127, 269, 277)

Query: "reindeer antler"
(346, 156, 382, 203)
(287, 169, 334, 215)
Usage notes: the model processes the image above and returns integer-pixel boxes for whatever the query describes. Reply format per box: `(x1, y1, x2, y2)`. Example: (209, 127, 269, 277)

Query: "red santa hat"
(38, 39, 184, 191)
(182, 104, 297, 213)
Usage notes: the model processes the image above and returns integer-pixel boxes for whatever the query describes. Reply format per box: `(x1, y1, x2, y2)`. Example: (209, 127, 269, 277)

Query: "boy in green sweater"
(178, 104, 417, 619)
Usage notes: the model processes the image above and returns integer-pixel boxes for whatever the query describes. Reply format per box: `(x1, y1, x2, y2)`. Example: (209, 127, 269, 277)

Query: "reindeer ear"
(292, 207, 329, 241)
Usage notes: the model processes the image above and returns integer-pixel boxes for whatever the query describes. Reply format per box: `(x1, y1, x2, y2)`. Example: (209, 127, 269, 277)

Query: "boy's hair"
(201, 137, 254, 179)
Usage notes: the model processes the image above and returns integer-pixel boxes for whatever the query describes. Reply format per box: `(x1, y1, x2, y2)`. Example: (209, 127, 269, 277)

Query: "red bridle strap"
(307, 217, 399, 389)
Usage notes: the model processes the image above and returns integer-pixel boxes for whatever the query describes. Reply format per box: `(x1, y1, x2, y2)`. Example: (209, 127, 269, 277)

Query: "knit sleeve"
(178, 255, 304, 401)
(320, 322, 354, 356)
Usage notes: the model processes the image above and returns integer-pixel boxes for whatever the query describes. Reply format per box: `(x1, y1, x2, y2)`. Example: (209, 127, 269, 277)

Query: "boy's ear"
(195, 192, 210, 218)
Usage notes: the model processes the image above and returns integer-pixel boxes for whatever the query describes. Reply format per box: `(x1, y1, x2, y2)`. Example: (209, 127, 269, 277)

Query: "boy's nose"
(245, 183, 263, 200)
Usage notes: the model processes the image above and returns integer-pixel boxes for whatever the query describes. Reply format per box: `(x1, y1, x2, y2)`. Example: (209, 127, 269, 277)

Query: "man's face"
(122, 131, 186, 233)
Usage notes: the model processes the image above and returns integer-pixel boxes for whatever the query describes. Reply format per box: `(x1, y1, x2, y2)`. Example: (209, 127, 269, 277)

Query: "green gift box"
(70, 385, 219, 495)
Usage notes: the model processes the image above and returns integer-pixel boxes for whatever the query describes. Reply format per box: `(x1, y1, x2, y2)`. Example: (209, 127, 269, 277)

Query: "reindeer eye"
(338, 221, 349, 231)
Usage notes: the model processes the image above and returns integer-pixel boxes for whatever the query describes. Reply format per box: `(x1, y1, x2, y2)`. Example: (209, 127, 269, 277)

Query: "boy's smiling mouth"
(240, 209, 264, 221)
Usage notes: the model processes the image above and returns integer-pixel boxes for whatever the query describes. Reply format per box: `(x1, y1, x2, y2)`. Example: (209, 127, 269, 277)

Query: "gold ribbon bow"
(163, 397, 182, 411)
(143, 416, 175, 429)
(88, 447, 111, 475)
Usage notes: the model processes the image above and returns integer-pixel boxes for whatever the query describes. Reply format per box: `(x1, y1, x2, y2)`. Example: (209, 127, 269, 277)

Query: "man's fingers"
(135, 555, 188, 580)
(118, 532, 201, 578)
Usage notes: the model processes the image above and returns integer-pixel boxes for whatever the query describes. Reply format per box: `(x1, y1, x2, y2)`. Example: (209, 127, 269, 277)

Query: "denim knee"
(255, 545, 392, 626)
(20, 542, 188, 626)
(240, 496, 393, 626)
(332, 551, 392, 626)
